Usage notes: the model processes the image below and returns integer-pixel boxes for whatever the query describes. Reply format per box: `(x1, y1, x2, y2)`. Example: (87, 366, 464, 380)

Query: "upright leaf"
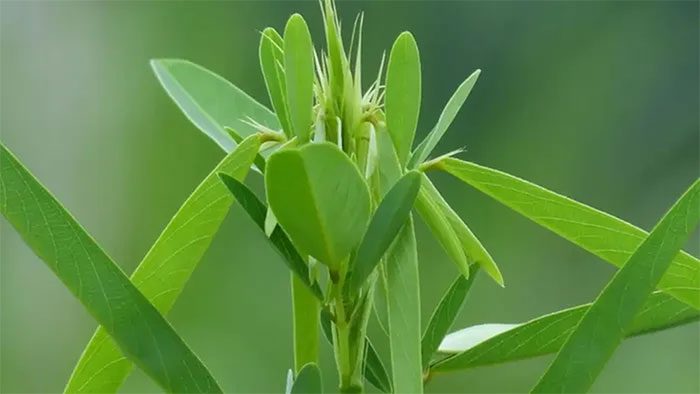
(409, 70, 480, 168)
(347, 170, 422, 296)
(284, 14, 315, 142)
(265, 143, 371, 268)
(292, 276, 320, 373)
(385, 32, 421, 166)
(432, 292, 699, 371)
(0, 144, 222, 393)
(151, 59, 278, 152)
(532, 180, 700, 393)
(438, 158, 700, 308)
(421, 268, 478, 369)
(260, 27, 293, 137)
(291, 363, 323, 394)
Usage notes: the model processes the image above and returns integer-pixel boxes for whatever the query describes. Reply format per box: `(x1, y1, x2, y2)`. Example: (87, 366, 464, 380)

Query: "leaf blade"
(260, 27, 293, 138)
(291, 363, 323, 394)
(292, 276, 321, 373)
(284, 14, 315, 142)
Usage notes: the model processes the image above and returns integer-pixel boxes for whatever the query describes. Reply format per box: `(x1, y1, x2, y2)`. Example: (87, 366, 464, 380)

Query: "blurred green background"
(1, 1, 698, 393)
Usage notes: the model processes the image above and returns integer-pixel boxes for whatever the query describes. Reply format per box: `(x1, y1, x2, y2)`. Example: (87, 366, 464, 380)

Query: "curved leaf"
(291, 363, 323, 394)
(0, 144, 222, 393)
(260, 27, 293, 137)
(284, 14, 315, 142)
(438, 158, 700, 308)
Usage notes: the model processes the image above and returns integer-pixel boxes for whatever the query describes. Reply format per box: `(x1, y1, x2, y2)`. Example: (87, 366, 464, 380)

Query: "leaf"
(432, 292, 699, 371)
(347, 170, 422, 296)
(151, 59, 278, 152)
(0, 144, 222, 393)
(532, 180, 700, 393)
(64, 135, 261, 393)
(265, 142, 371, 268)
(438, 158, 700, 308)
(320, 309, 392, 392)
(292, 276, 320, 373)
(421, 268, 478, 369)
(414, 177, 469, 278)
(218, 175, 323, 300)
(385, 32, 421, 166)
(260, 27, 293, 138)
(291, 363, 323, 394)
(409, 69, 480, 168)
(421, 175, 503, 285)
(224, 126, 266, 173)
(284, 14, 315, 142)
(285, 369, 295, 394)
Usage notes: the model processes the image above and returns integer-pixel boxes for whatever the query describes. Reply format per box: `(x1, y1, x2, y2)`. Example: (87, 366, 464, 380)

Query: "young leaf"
(292, 276, 321, 373)
(346, 170, 422, 296)
(151, 59, 278, 152)
(385, 32, 421, 166)
(409, 70, 480, 168)
(0, 144, 222, 393)
(433, 292, 699, 371)
(218, 175, 323, 300)
(260, 27, 293, 138)
(291, 363, 323, 394)
(265, 142, 371, 268)
(532, 180, 700, 393)
(225, 126, 266, 173)
(421, 268, 478, 369)
(284, 14, 315, 142)
(65, 135, 261, 393)
(421, 175, 503, 285)
(438, 158, 700, 308)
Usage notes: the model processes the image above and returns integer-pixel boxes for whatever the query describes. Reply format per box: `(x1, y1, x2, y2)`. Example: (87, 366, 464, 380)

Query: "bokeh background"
(1, 1, 698, 393)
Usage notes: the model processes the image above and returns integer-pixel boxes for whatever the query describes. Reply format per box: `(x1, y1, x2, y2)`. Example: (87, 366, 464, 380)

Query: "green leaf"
(421, 175, 503, 285)
(421, 268, 478, 369)
(218, 175, 323, 300)
(65, 135, 261, 393)
(347, 170, 422, 296)
(292, 276, 321, 373)
(532, 180, 700, 393)
(414, 176, 469, 279)
(432, 292, 699, 371)
(265, 142, 371, 268)
(409, 70, 480, 168)
(438, 158, 700, 308)
(224, 126, 266, 173)
(385, 32, 421, 166)
(284, 14, 315, 142)
(291, 363, 323, 394)
(151, 59, 278, 152)
(260, 27, 293, 138)
(0, 144, 222, 393)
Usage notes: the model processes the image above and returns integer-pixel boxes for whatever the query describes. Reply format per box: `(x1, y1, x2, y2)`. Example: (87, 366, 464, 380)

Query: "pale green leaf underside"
(433, 292, 699, 371)
(284, 14, 315, 142)
(439, 158, 700, 308)
(532, 180, 700, 393)
(0, 144, 221, 393)
(151, 59, 279, 153)
(64, 136, 261, 393)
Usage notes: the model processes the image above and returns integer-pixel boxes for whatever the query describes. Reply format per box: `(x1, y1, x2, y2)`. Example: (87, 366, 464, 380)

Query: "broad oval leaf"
(284, 14, 315, 142)
(532, 180, 700, 393)
(409, 69, 480, 168)
(433, 291, 699, 371)
(151, 59, 278, 152)
(260, 27, 293, 138)
(438, 158, 700, 308)
(265, 142, 371, 268)
(0, 144, 222, 393)
(291, 363, 323, 394)
(385, 31, 421, 166)
(347, 170, 422, 295)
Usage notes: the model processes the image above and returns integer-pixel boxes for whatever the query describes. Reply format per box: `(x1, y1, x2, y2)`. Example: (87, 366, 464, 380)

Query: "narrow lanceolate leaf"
(421, 175, 503, 285)
(65, 135, 261, 393)
(225, 127, 266, 174)
(265, 143, 371, 268)
(151, 59, 278, 152)
(218, 175, 323, 300)
(421, 268, 478, 369)
(0, 144, 221, 393)
(385, 32, 421, 166)
(347, 170, 422, 296)
(438, 158, 700, 308)
(291, 276, 320, 373)
(284, 14, 314, 142)
(414, 178, 469, 278)
(532, 180, 700, 393)
(409, 69, 480, 168)
(291, 363, 323, 394)
(260, 27, 293, 138)
(433, 292, 699, 372)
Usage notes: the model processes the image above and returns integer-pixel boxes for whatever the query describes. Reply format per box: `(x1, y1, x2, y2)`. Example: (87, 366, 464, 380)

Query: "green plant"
(1, 1, 698, 393)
